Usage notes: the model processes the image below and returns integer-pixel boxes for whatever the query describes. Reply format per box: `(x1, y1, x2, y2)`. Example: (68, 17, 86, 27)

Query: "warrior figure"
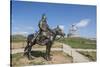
(31, 14, 53, 43)
(38, 14, 53, 41)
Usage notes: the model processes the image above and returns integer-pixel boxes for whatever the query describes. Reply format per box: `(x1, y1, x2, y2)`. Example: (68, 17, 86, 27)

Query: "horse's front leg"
(46, 43, 52, 61)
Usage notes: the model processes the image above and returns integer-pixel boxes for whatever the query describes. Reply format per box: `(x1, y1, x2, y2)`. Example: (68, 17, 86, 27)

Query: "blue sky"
(11, 1, 96, 38)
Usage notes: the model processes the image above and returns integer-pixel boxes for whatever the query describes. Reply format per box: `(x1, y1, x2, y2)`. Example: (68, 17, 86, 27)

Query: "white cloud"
(14, 26, 34, 30)
(26, 27, 33, 30)
(76, 19, 90, 28)
(12, 31, 29, 35)
(59, 25, 64, 30)
(14, 27, 20, 30)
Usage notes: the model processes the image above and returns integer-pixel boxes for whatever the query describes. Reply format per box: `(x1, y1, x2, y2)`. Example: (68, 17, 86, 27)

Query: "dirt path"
(11, 48, 62, 54)
(49, 52, 72, 64)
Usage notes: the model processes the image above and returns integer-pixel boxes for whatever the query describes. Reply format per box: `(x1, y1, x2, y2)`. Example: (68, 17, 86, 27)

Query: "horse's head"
(54, 25, 65, 37)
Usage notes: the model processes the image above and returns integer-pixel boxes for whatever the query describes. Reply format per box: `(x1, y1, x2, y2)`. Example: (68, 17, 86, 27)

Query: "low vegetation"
(78, 51, 96, 61)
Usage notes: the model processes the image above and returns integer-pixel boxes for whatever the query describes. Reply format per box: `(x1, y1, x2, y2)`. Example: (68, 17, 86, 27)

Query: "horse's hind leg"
(24, 41, 29, 52)
(27, 42, 35, 60)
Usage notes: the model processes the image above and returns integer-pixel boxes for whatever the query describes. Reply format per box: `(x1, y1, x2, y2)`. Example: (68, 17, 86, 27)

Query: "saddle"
(34, 31, 52, 45)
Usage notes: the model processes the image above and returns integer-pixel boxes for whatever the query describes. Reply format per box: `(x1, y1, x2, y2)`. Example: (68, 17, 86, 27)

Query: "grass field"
(11, 35, 96, 49)
(56, 37, 96, 49)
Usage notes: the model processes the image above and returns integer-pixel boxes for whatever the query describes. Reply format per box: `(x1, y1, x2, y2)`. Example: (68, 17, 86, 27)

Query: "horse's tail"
(23, 38, 29, 56)
(22, 39, 27, 48)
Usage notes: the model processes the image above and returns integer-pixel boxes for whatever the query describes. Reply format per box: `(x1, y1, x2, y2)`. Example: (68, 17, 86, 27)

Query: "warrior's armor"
(38, 14, 53, 39)
(31, 14, 53, 42)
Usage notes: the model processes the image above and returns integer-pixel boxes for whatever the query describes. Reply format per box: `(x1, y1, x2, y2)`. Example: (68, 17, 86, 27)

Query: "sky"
(11, 1, 96, 38)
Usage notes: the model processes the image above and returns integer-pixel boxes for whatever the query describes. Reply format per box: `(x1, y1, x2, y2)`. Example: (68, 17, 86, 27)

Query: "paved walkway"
(62, 44, 90, 62)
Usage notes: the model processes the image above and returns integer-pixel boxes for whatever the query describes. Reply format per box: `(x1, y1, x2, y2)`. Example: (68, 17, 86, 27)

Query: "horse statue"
(24, 26, 65, 61)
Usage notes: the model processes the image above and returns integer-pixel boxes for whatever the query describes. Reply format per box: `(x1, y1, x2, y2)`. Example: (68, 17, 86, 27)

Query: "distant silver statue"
(67, 24, 78, 37)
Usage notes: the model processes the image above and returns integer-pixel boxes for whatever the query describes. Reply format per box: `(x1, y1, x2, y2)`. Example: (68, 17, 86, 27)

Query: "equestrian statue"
(24, 14, 65, 61)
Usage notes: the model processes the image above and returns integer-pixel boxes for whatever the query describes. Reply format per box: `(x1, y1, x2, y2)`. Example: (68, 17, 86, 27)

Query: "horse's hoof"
(47, 58, 51, 61)
(46, 57, 52, 61)
(49, 57, 52, 61)
(31, 56, 35, 59)
(23, 52, 28, 56)
(50, 54, 53, 56)
(28, 57, 33, 60)
(44, 56, 51, 61)
(28, 56, 35, 60)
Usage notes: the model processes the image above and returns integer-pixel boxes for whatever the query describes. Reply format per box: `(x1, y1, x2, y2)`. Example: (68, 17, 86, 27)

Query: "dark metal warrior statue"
(31, 14, 53, 43)
(24, 14, 65, 61)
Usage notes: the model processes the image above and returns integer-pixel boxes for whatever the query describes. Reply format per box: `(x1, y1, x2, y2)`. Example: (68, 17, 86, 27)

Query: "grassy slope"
(56, 37, 96, 49)
(78, 51, 96, 61)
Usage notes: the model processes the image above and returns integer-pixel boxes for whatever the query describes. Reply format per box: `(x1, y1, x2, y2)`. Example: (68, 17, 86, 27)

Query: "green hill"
(11, 34, 26, 42)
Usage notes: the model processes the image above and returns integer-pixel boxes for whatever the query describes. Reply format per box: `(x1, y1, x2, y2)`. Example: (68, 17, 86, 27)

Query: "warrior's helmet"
(42, 14, 46, 20)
